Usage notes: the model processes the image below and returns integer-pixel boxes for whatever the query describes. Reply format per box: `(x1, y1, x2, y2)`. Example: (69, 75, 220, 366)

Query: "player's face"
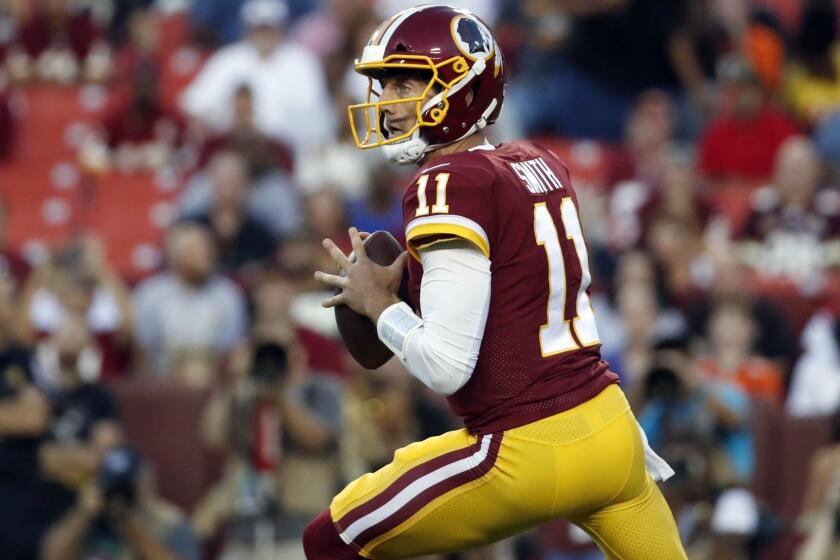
(378, 75, 434, 138)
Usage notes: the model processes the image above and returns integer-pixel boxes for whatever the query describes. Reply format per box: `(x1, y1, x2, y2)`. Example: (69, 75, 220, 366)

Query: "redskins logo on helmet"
(452, 16, 493, 59)
(348, 5, 506, 165)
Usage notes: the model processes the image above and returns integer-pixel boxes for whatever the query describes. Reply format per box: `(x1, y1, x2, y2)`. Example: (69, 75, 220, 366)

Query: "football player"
(307, 5, 688, 559)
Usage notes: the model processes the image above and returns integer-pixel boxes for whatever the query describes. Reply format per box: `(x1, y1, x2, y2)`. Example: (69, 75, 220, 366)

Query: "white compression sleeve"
(376, 241, 491, 395)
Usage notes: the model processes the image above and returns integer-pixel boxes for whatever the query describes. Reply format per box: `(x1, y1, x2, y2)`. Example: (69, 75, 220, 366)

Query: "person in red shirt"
(305, 6, 687, 560)
(699, 57, 800, 181)
(85, 61, 184, 173)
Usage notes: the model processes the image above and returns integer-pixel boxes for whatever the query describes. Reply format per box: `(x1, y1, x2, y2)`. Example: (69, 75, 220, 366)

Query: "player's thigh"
(578, 476, 687, 560)
(575, 469, 687, 559)
(330, 429, 556, 559)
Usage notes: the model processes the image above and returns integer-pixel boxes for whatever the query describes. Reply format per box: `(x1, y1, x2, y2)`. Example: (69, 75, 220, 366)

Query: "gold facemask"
(348, 54, 470, 150)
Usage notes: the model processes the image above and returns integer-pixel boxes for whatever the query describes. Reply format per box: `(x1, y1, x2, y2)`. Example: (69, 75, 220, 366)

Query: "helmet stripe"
(377, 5, 426, 49)
(368, 12, 401, 46)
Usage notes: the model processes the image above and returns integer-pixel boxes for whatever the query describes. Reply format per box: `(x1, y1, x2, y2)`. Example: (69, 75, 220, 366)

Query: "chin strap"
(383, 131, 429, 165)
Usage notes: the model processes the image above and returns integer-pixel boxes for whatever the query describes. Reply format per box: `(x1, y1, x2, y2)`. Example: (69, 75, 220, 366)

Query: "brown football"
(334, 230, 410, 369)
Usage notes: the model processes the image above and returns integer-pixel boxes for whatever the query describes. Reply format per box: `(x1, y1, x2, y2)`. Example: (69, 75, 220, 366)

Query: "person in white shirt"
(787, 309, 840, 417)
(180, 0, 335, 155)
(132, 223, 247, 382)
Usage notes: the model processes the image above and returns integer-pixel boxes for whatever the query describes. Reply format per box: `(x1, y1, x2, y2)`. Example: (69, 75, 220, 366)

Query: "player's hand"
(315, 227, 407, 322)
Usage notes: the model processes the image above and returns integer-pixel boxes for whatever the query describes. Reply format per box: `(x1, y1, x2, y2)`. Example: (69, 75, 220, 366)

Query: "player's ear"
(466, 89, 474, 107)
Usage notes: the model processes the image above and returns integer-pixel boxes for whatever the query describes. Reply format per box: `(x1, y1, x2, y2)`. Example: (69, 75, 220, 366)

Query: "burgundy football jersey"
(402, 141, 619, 435)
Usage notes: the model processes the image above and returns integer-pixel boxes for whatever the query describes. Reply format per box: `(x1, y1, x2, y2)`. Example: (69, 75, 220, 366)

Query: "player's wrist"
(367, 294, 402, 324)
(376, 301, 422, 359)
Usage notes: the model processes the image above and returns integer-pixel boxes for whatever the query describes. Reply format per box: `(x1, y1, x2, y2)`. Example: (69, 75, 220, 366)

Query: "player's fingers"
(313, 271, 347, 289)
(322, 239, 351, 269)
(359, 231, 371, 240)
(320, 293, 345, 308)
(390, 251, 409, 272)
(349, 227, 368, 262)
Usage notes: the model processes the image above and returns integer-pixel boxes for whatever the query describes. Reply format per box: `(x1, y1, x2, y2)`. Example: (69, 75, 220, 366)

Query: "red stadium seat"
(0, 84, 183, 280)
(531, 136, 617, 194)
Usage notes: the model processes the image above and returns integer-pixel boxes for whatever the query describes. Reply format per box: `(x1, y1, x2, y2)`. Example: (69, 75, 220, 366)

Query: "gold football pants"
(330, 384, 687, 559)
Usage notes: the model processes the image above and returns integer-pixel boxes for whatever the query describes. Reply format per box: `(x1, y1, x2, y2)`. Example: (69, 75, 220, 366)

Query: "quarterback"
(306, 5, 688, 559)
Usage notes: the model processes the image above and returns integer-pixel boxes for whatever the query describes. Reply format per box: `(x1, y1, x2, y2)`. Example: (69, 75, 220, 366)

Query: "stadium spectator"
(638, 346, 754, 487)
(41, 445, 200, 560)
(340, 362, 418, 481)
(194, 337, 342, 556)
(0, 1, 17, 61)
(107, 0, 156, 48)
(74, 7, 186, 175)
(289, 0, 366, 77)
(635, 354, 715, 550)
(795, 410, 840, 559)
(180, 144, 302, 240)
(708, 487, 760, 560)
(35, 315, 123, 533)
(734, 136, 840, 285)
(608, 90, 678, 188)
(696, 301, 784, 404)
(608, 280, 686, 400)
(195, 84, 294, 175)
(699, 56, 800, 181)
(610, 147, 710, 255)
(686, 253, 795, 368)
(275, 233, 333, 296)
(0, 197, 31, 284)
(345, 163, 405, 239)
(188, 152, 277, 278)
(0, 271, 51, 560)
(645, 213, 705, 306)
(787, 308, 840, 417)
(132, 223, 247, 383)
(785, 0, 840, 126)
(9, 0, 108, 84)
(743, 11, 786, 94)
(180, 0, 335, 155)
(91, 61, 184, 174)
(0, 68, 14, 161)
(17, 234, 133, 380)
(292, 6, 385, 201)
(111, 6, 159, 83)
(514, 0, 706, 140)
(250, 270, 346, 378)
(304, 188, 350, 253)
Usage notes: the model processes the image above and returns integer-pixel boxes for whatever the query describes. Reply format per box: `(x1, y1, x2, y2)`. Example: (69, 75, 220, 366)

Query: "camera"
(249, 341, 289, 385)
(644, 365, 682, 401)
(99, 445, 143, 511)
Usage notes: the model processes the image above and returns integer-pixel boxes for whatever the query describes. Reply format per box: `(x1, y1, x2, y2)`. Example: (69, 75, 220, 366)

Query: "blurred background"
(0, 0, 840, 559)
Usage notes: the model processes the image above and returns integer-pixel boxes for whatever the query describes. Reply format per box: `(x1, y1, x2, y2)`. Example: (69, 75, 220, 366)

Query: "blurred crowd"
(1, 0, 840, 559)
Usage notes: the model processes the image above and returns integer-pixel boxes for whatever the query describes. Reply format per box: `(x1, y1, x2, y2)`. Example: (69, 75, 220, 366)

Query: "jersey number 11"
(534, 199, 600, 357)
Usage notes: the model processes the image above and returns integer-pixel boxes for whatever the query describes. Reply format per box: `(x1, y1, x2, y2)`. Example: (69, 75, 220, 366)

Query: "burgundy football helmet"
(348, 5, 505, 164)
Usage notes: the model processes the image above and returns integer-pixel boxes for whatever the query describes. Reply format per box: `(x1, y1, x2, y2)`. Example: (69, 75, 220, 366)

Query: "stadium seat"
(531, 136, 617, 194)
(110, 378, 222, 512)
